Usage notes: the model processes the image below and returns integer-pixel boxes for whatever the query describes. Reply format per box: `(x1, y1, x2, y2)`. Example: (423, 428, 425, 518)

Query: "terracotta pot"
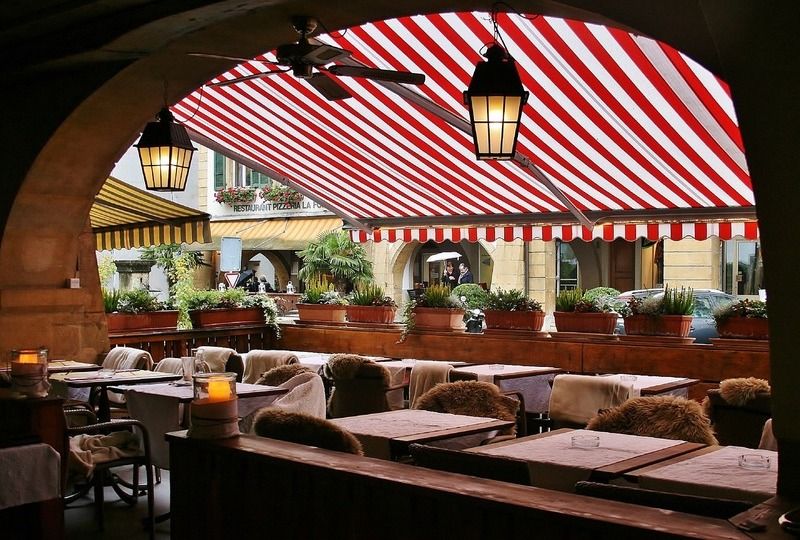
(346, 305, 397, 324)
(716, 317, 769, 339)
(553, 311, 617, 334)
(297, 303, 348, 323)
(412, 307, 465, 331)
(624, 314, 693, 337)
(107, 310, 179, 333)
(484, 310, 544, 331)
(189, 307, 265, 328)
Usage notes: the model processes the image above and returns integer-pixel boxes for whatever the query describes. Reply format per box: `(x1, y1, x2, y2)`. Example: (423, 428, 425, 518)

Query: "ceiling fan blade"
(305, 73, 352, 101)
(206, 69, 290, 87)
(189, 52, 261, 62)
(327, 65, 425, 85)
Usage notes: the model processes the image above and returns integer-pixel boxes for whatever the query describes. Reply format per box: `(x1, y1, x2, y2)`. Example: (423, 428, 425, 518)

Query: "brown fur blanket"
(586, 395, 718, 445)
(324, 354, 390, 385)
(413, 381, 519, 435)
(252, 408, 363, 455)
(256, 364, 314, 386)
(718, 377, 771, 406)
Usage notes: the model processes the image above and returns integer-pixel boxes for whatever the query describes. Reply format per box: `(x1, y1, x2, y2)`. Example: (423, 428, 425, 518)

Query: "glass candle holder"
(189, 373, 239, 439)
(10, 347, 50, 398)
(738, 453, 771, 470)
(571, 434, 600, 448)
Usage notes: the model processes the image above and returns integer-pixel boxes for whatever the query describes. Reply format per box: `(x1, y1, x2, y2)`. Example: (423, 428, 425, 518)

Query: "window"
(556, 241, 579, 291)
(213, 153, 226, 190)
(236, 165, 271, 188)
(721, 240, 764, 296)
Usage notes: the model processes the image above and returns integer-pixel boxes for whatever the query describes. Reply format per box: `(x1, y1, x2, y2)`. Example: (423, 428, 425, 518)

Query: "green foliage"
(116, 288, 163, 314)
(296, 230, 373, 291)
(452, 284, 489, 311)
(241, 293, 281, 339)
(486, 288, 542, 312)
(418, 284, 463, 308)
(102, 288, 121, 313)
(260, 184, 303, 205)
(97, 255, 117, 288)
(348, 282, 396, 307)
(172, 253, 198, 329)
(661, 285, 694, 315)
(140, 244, 204, 292)
(583, 287, 621, 302)
(713, 299, 767, 324)
(555, 289, 584, 312)
(300, 276, 348, 305)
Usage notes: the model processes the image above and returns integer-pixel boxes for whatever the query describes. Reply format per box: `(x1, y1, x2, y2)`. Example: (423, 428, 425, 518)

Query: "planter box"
(553, 311, 617, 334)
(484, 310, 544, 331)
(624, 314, 693, 337)
(189, 307, 265, 329)
(346, 305, 397, 324)
(297, 303, 348, 323)
(716, 317, 769, 339)
(412, 307, 465, 331)
(107, 310, 179, 333)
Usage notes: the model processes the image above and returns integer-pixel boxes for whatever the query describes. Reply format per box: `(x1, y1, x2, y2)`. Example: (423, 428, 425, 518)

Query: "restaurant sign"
(211, 196, 333, 220)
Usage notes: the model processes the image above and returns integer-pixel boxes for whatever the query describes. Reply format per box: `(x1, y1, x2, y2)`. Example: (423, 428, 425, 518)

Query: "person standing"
(441, 261, 459, 288)
(458, 262, 474, 284)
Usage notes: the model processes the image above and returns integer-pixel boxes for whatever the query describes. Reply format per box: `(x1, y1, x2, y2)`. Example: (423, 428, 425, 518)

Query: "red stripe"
(745, 222, 758, 239)
(602, 224, 613, 241)
(562, 226, 573, 241)
(403, 229, 412, 243)
(374, 230, 382, 243)
(434, 228, 444, 243)
(695, 223, 708, 240)
(719, 222, 731, 240)
(542, 226, 553, 241)
(504, 227, 514, 241)
(388, 229, 396, 242)
(451, 228, 461, 242)
(522, 226, 533, 241)
(625, 224, 637, 241)
(647, 224, 659, 241)
(485, 228, 496, 242)
(467, 228, 478, 242)
(418, 229, 428, 243)
(670, 223, 682, 239)
(581, 226, 593, 241)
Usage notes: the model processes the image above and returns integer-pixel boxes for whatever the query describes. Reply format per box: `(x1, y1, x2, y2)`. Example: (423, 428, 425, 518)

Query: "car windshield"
(693, 296, 715, 317)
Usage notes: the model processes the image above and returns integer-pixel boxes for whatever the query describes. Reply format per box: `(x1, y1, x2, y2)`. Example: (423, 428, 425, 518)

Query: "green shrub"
(116, 288, 163, 313)
(102, 288, 121, 313)
(452, 284, 488, 311)
(583, 287, 621, 302)
(661, 285, 694, 315)
(348, 282, 396, 307)
(555, 289, 584, 312)
(713, 299, 767, 324)
(486, 288, 542, 312)
(418, 284, 463, 309)
(300, 276, 347, 305)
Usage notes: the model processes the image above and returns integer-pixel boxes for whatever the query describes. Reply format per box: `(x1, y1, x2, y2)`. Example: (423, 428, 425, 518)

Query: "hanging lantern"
(135, 108, 196, 191)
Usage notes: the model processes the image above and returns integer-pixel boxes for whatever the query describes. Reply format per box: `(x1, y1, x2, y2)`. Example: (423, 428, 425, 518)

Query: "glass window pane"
(213, 153, 225, 190)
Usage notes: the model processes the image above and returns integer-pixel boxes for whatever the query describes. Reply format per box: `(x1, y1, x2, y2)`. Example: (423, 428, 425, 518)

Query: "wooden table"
(50, 369, 182, 421)
(601, 374, 700, 397)
(111, 381, 287, 404)
(623, 445, 778, 503)
(468, 428, 705, 492)
(331, 409, 515, 460)
(451, 364, 564, 413)
(46, 360, 101, 373)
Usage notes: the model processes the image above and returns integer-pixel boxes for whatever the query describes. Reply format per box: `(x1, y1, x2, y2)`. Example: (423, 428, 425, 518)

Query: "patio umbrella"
(426, 252, 461, 263)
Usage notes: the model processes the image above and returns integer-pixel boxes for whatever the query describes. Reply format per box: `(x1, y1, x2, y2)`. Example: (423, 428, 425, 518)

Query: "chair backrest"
(409, 443, 531, 486)
(325, 355, 392, 418)
(408, 361, 453, 408)
(243, 350, 300, 384)
(548, 374, 634, 428)
(705, 388, 771, 447)
(252, 408, 363, 455)
(586, 395, 717, 445)
(102, 347, 153, 370)
(153, 357, 184, 374)
(574, 481, 753, 519)
(196, 346, 244, 382)
(414, 381, 519, 436)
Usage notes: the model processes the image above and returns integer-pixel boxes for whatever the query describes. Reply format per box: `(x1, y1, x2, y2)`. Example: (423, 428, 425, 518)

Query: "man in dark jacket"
(458, 262, 474, 284)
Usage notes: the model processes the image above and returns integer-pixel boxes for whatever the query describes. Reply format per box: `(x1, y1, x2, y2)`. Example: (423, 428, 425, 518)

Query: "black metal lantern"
(135, 108, 196, 191)
(463, 44, 528, 160)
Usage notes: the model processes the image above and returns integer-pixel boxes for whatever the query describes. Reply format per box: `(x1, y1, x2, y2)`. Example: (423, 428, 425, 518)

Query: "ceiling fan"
(189, 16, 426, 101)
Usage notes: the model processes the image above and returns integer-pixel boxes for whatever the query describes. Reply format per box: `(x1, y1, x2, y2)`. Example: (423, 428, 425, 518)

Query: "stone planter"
(553, 311, 617, 334)
(623, 314, 693, 337)
(716, 317, 769, 339)
(412, 307, 465, 331)
(189, 307, 265, 329)
(346, 305, 397, 324)
(107, 310, 179, 333)
(484, 310, 544, 331)
(297, 303, 348, 323)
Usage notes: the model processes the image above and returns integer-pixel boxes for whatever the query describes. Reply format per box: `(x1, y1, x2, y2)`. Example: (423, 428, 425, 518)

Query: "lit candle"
(16, 351, 40, 364)
(206, 378, 232, 402)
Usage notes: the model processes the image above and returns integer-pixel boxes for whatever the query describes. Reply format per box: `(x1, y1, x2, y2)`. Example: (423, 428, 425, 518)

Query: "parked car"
(614, 288, 735, 343)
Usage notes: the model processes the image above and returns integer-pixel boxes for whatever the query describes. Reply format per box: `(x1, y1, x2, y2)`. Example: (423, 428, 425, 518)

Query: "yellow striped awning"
(91, 177, 211, 250)
(206, 217, 342, 250)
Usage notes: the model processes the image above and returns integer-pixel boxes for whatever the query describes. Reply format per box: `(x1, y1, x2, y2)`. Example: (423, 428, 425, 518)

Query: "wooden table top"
(113, 381, 287, 403)
(51, 369, 182, 387)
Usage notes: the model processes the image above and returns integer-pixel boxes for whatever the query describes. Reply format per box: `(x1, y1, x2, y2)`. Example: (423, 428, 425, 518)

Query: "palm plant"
(296, 230, 373, 292)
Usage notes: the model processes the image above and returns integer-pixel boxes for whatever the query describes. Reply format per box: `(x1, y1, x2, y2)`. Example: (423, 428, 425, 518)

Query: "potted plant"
(713, 299, 768, 339)
(620, 286, 695, 338)
(483, 288, 545, 332)
(186, 288, 266, 328)
(346, 282, 398, 324)
(553, 288, 618, 334)
(400, 283, 466, 340)
(260, 184, 303, 205)
(106, 288, 179, 333)
(296, 277, 349, 323)
(214, 186, 257, 205)
(297, 230, 373, 293)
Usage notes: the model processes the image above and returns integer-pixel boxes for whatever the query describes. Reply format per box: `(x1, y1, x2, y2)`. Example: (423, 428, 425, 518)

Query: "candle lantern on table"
(10, 347, 50, 398)
(188, 372, 239, 439)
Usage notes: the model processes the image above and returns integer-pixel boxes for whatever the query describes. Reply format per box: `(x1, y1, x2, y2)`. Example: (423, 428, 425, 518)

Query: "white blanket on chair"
(197, 346, 236, 373)
(68, 431, 141, 477)
(243, 350, 299, 384)
(549, 374, 633, 426)
(409, 361, 453, 408)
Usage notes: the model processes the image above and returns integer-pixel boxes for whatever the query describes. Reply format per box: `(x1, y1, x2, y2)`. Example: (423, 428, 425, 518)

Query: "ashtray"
(488, 364, 505, 371)
(571, 434, 600, 448)
(738, 454, 771, 470)
(619, 374, 638, 382)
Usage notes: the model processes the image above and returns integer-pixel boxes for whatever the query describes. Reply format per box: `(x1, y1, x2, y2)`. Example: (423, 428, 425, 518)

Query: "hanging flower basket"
(260, 185, 303, 205)
(214, 187, 257, 205)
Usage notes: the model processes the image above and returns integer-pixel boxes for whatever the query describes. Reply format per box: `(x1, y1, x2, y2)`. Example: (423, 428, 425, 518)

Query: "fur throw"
(325, 354, 390, 385)
(413, 381, 519, 435)
(256, 364, 314, 386)
(718, 377, 771, 406)
(252, 408, 363, 455)
(586, 396, 718, 445)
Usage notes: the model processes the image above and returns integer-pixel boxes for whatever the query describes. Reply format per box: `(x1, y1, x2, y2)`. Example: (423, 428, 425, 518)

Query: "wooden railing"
(110, 323, 769, 390)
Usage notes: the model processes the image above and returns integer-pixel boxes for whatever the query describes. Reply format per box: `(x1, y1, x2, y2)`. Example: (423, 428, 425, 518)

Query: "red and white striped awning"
(349, 221, 758, 244)
(174, 11, 755, 240)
